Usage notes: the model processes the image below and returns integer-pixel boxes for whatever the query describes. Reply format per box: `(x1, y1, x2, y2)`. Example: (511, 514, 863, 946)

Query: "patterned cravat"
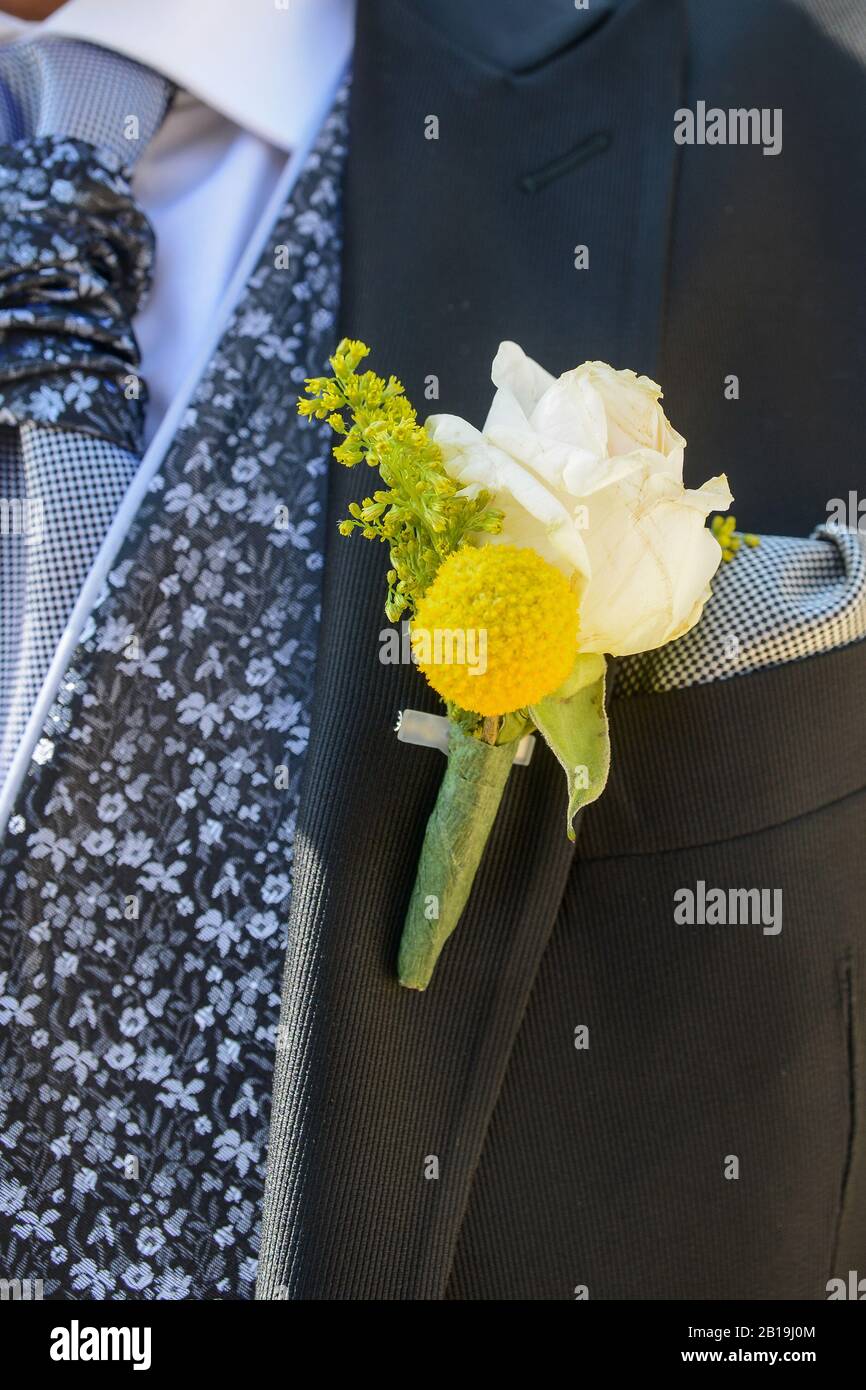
(0, 36, 171, 787)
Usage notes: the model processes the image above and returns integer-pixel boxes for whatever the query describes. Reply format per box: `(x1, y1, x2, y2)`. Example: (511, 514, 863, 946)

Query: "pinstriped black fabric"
(256, 0, 686, 1299)
(258, 0, 866, 1302)
(585, 639, 866, 858)
(447, 684, 866, 1298)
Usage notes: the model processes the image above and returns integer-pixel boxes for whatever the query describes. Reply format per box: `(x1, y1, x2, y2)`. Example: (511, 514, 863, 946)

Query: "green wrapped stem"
(398, 722, 518, 990)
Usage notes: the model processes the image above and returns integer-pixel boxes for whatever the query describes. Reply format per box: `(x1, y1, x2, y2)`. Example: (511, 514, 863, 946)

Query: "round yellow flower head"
(411, 544, 578, 716)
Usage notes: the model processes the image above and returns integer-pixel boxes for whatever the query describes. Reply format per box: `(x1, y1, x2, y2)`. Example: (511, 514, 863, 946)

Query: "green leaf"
(495, 709, 534, 745)
(529, 654, 610, 841)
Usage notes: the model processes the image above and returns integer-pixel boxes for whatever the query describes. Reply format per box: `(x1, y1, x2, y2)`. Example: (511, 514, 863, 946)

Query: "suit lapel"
(257, 0, 686, 1298)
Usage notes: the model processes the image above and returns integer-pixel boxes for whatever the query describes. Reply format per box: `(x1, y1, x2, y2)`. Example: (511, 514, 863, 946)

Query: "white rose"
(426, 342, 732, 657)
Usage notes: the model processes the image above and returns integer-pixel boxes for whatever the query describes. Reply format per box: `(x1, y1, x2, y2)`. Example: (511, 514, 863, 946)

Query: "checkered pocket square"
(615, 524, 866, 695)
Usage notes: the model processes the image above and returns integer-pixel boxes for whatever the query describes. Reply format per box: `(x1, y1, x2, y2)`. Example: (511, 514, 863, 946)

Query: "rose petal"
(489, 341, 556, 418)
(529, 369, 608, 455)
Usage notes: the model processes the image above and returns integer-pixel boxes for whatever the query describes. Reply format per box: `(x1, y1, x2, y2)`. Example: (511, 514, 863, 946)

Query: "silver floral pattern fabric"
(0, 137, 156, 451)
(0, 83, 347, 1300)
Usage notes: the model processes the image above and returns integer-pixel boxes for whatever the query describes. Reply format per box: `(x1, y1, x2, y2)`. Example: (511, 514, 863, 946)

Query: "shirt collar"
(0, 0, 354, 151)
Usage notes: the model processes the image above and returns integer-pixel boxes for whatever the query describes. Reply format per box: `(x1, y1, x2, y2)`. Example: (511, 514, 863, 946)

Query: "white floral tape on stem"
(395, 709, 535, 766)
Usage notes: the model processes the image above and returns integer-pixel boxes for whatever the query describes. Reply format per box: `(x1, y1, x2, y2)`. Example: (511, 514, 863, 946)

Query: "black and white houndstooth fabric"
(0, 424, 140, 775)
(615, 524, 866, 695)
(0, 36, 171, 793)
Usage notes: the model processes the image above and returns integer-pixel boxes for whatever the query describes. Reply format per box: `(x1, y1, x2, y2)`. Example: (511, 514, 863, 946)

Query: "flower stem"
(398, 721, 517, 990)
(481, 715, 502, 745)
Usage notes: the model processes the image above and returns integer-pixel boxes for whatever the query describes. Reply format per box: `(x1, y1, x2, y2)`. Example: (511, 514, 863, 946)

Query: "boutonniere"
(300, 339, 733, 990)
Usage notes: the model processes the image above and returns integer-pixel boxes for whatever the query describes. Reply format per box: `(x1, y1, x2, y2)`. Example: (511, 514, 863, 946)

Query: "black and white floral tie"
(0, 36, 171, 785)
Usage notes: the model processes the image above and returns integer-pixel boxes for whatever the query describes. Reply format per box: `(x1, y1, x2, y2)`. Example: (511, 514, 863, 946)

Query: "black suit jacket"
(256, 0, 866, 1299)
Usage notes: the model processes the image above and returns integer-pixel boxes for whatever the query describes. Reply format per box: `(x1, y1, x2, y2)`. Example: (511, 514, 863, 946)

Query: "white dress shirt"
(0, 0, 354, 440)
(0, 0, 353, 830)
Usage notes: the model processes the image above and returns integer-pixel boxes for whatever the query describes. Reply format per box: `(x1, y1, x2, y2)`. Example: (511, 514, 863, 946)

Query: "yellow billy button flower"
(411, 544, 578, 716)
